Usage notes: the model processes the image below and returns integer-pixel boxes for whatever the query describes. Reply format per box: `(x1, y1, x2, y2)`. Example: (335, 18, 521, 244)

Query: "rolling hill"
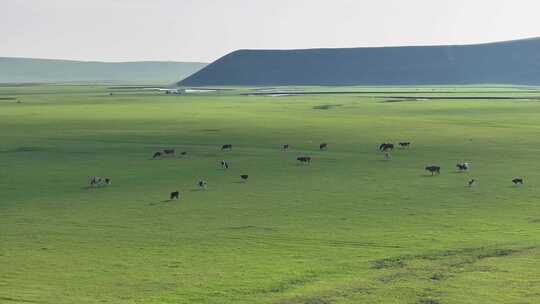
(0, 57, 206, 84)
(178, 37, 540, 86)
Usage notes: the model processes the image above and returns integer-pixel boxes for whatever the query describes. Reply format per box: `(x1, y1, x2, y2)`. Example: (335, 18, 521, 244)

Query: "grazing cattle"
(170, 191, 180, 200)
(198, 179, 208, 190)
(512, 178, 524, 185)
(456, 162, 470, 172)
(240, 174, 249, 182)
(468, 179, 476, 187)
(319, 143, 328, 150)
(283, 144, 289, 150)
(180, 151, 187, 156)
(425, 165, 441, 175)
(90, 176, 111, 187)
(221, 144, 232, 151)
(153, 149, 176, 159)
(399, 142, 411, 148)
(297, 156, 312, 164)
(379, 143, 394, 152)
(221, 160, 230, 169)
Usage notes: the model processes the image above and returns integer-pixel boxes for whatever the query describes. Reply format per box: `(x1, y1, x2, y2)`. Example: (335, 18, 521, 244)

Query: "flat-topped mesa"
(178, 37, 540, 86)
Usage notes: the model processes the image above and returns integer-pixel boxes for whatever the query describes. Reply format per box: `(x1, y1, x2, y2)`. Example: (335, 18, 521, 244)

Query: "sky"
(2, 0, 540, 63)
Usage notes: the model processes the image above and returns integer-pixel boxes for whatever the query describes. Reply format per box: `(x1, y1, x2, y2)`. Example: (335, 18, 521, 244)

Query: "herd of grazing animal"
(90, 140, 526, 201)
(380, 141, 524, 187)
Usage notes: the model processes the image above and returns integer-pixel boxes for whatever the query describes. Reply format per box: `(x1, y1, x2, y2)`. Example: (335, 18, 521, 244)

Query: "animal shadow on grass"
(148, 199, 176, 206)
(81, 185, 111, 190)
(148, 200, 171, 206)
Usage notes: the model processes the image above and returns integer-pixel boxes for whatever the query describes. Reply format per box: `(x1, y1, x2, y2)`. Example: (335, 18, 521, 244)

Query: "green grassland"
(1, 85, 540, 304)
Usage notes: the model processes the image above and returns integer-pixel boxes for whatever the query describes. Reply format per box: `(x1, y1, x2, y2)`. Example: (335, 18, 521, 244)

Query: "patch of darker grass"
(277, 296, 331, 304)
(265, 273, 318, 294)
(228, 225, 275, 232)
(0, 146, 47, 153)
(372, 257, 406, 269)
(312, 104, 343, 110)
(429, 273, 446, 281)
(419, 298, 441, 304)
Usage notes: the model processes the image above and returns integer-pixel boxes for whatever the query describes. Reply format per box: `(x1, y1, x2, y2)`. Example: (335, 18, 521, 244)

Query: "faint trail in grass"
(222, 234, 402, 249)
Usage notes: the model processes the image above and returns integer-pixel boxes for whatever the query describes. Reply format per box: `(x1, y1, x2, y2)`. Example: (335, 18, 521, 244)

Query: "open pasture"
(1, 85, 540, 304)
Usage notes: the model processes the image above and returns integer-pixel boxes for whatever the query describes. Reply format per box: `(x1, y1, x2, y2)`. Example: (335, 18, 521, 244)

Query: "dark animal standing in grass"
(297, 156, 312, 164)
(180, 151, 187, 156)
(221, 160, 230, 169)
(170, 191, 180, 200)
(398, 142, 411, 148)
(319, 143, 328, 150)
(512, 178, 524, 185)
(468, 179, 476, 187)
(221, 144, 232, 151)
(425, 165, 441, 175)
(456, 162, 470, 172)
(379, 143, 394, 152)
(90, 176, 111, 187)
(153, 149, 176, 159)
(240, 175, 249, 182)
(198, 179, 208, 190)
(283, 144, 289, 150)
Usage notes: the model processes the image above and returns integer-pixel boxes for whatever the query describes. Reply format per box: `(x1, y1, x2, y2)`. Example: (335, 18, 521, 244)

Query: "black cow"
(512, 178, 524, 185)
(319, 143, 328, 150)
(456, 162, 470, 172)
(399, 142, 411, 148)
(240, 175, 249, 182)
(379, 143, 394, 152)
(153, 149, 176, 159)
(297, 156, 312, 164)
(425, 165, 441, 175)
(221, 160, 230, 169)
(90, 176, 111, 187)
(180, 151, 187, 156)
(283, 144, 289, 150)
(221, 144, 232, 151)
(170, 191, 180, 200)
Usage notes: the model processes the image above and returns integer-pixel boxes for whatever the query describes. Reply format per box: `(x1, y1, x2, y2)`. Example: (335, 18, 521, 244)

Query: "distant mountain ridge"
(0, 57, 206, 84)
(178, 37, 540, 86)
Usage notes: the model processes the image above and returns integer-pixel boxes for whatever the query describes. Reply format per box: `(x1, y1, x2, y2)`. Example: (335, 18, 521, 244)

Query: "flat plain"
(1, 85, 540, 304)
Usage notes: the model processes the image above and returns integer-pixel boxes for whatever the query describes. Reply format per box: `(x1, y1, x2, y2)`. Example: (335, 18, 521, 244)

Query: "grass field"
(2, 85, 540, 304)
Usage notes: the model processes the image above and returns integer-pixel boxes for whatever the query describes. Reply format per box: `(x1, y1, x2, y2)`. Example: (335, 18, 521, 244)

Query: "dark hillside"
(178, 38, 540, 86)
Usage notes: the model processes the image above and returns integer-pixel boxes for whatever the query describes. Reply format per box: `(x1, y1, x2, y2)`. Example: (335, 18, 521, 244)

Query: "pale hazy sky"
(2, 0, 540, 62)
